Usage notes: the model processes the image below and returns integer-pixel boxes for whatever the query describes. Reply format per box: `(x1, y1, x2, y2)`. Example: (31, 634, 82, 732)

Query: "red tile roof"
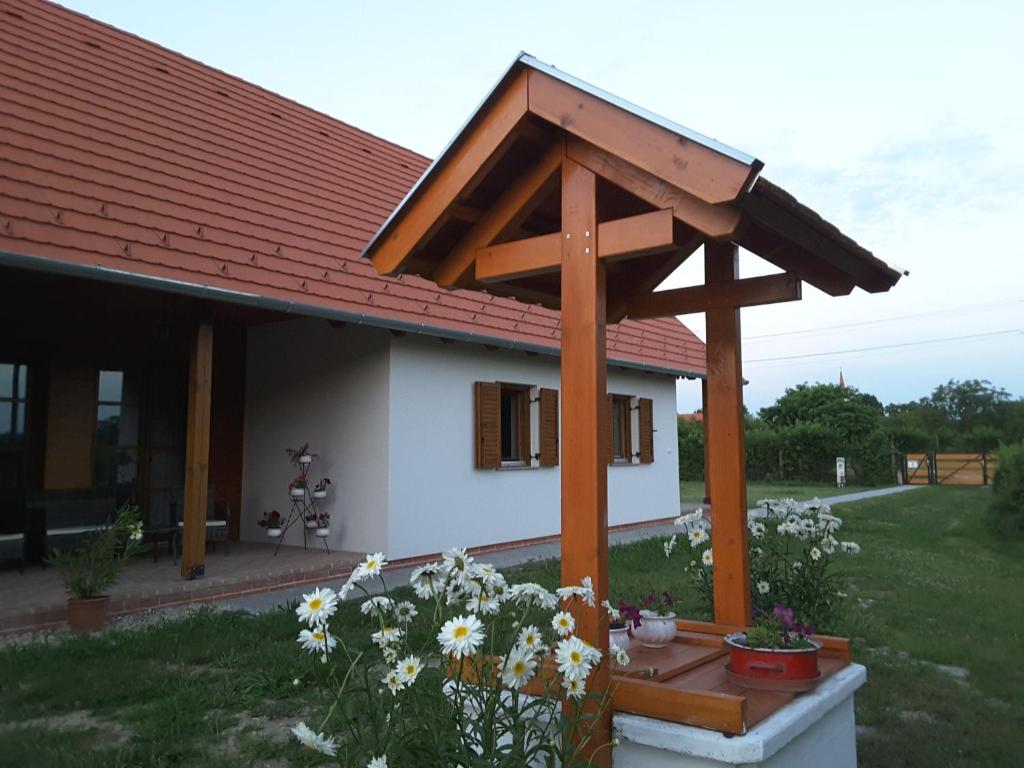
(0, 0, 706, 376)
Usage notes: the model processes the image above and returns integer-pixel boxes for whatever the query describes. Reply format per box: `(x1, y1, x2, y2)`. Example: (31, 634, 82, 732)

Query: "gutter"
(0, 249, 705, 380)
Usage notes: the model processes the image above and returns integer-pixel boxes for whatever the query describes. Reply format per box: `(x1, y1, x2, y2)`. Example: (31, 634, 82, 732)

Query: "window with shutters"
(606, 393, 655, 466)
(499, 385, 530, 465)
(610, 394, 632, 462)
(475, 382, 558, 470)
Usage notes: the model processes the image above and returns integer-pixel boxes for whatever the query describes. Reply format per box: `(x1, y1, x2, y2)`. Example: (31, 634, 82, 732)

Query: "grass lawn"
(679, 479, 866, 505)
(1, 487, 1020, 766)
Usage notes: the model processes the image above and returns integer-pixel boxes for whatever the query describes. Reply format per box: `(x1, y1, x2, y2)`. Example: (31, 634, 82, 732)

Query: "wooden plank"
(475, 209, 675, 283)
(433, 136, 563, 287)
(532, 72, 756, 205)
(704, 242, 751, 626)
(702, 379, 712, 504)
(738, 222, 855, 297)
(180, 323, 213, 578)
(372, 71, 529, 276)
(538, 388, 559, 467)
(619, 640, 728, 682)
(624, 273, 801, 320)
(566, 137, 743, 237)
(559, 159, 610, 765)
(612, 676, 746, 735)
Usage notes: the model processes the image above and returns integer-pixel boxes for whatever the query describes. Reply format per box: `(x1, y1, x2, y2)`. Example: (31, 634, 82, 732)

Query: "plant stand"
(274, 487, 331, 556)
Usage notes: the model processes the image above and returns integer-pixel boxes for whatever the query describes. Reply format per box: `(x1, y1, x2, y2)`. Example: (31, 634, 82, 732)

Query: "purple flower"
(772, 604, 795, 630)
(618, 600, 643, 629)
(662, 591, 674, 607)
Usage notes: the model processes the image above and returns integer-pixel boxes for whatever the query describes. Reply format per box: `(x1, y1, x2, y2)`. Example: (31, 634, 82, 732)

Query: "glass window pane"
(612, 401, 623, 458)
(0, 364, 12, 399)
(15, 402, 24, 436)
(0, 407, 11, 444)
(118, 404, 139, 447)
(500, 389, 519, 462)
(96, 404, 121, 445)
(93, 447, 137, 490)
(15, 364, 26, 399)
(98, 370, 124, 403)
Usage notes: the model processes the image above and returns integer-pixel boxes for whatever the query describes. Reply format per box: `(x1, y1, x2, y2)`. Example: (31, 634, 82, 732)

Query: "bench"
(26, 490, 118, 555)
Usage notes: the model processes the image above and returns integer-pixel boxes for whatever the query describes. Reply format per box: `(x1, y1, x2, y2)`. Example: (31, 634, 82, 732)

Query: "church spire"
(839, 369, 846, 388)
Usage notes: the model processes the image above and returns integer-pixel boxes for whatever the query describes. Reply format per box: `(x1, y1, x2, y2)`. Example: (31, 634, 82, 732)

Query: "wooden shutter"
(603, 394, 614, 465)
(638, 397, 654, 464)
(475, 381, 500, 469)
(538, 388, 559, 467)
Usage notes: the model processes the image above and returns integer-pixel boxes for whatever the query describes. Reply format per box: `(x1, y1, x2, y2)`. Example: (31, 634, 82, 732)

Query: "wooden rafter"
(738, 222, 854, 297)
(433, 139, 564, 287)
(623, 273, 801, 320)
(475, 208, 675, 283)
(371, 71, 529, 276)
(567, 138, 743, 239)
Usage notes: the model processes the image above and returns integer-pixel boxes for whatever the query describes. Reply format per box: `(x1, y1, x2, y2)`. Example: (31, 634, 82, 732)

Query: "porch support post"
(702, 378, 712, 505)
(181, 322, 213, 579)
(704, 241, 751, 626)
(560, 157, 611, 764)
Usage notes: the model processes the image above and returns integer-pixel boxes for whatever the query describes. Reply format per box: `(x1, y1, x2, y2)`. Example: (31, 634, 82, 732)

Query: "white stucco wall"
(385, 334, 681, 559)
(240, 319, 390, 554)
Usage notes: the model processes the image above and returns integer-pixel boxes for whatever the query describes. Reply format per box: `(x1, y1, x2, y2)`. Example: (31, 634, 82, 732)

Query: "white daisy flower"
(465, 592, 500, 615)
(792, 561, 803, 571)
(437, 614, 485, 659)
(756, 580, 770, 595)
(561, 676, 586, 699)
(601, 599, 621, 622)
(297, 627, 336, 654)
(291, 722, 338, 756)
(500, 645, 538, 689)
(841, 541, 861, 554)
(551, 610, 575, 637)
(295, 587, 338, 627)
(701, 549, 714, 567)
(360, 596, 394, 616)
(396, 655, 423, 685)
(517, 625, 544, 653)
(382, 668, 404, 695)
(663, 534, 677, 557)
(508, 583, 558, 610)
(352, 552, 387, 582)
(688, 528, 709, 548)
(382, 646, 398, 664)
(371, 626, 403, 648)
(556, 579, 595, 607)
(777, 520, 798, 536)
(394, 601, 418, 623)
(410, 562, 444, 599)
(748, 521, 767, 538)
(442, 547, 474, 579)
(674, 509, 704, 528)
(337, 580, 356, 600)
(613, 645, 630, 667)
(555, 636, 593, 681)
(367, 756, 388, 768)
(809, 547, 822, 561)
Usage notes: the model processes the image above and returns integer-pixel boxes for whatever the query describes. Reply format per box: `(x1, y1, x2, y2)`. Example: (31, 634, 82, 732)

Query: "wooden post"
(559, 157, 610, 763)
(701, 378, 712, 505)
(181, 322, 213, 579)
(704, 241, 751, 626)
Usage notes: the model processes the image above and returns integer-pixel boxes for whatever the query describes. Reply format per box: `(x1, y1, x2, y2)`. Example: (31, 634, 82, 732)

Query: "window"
(606, 394, 655, 466)
(499, 386, 530, 464)
(610, 394, 632, 462)
(0, 363, 27, 449)
(93, 369, 140, 492)
(475, 382, 558, 469)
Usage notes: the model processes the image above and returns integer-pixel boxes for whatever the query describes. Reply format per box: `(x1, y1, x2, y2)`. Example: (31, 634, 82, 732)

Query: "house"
(0, 0, 705, 570)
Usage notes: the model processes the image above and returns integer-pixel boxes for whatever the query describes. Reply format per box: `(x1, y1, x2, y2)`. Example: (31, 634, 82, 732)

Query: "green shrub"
(989, 443, 1024, 538)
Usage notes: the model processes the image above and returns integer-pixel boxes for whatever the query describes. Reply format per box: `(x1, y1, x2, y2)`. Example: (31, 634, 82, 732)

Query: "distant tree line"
(678, 379, 1024, 486)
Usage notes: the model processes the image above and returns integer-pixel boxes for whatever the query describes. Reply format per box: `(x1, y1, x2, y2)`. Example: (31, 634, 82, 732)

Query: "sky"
(59, 0, 1024, 413)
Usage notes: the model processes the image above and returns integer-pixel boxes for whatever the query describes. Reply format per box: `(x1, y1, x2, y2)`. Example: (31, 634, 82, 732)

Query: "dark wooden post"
(702, 378, 712, 505)
(181, 322, 213, 579)
(704, 241, 751, 626)
(559, 157, 610, 763)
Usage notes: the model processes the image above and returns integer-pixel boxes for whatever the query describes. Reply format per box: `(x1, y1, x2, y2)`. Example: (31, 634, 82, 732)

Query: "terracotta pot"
(633, 611, 677, 648)
(67, 596, 110, 633)
(724, 633, 821, 682)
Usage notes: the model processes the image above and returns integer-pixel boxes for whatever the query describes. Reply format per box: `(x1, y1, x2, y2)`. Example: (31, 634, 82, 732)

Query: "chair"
(171, 486, 231, 559)
(0, 488, 25, 571)
(26, 490, 118, 556)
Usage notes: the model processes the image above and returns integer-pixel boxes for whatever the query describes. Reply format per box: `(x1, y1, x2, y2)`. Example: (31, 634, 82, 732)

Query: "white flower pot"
(610, 625, 632, 657)
(304, 520, 317, 529)
(312, 491, 327, 499)
(633, 611, 677, 648)
(290, 488, 305, 498)
(266, 528, 283, 538)
(314, 528, 330, 538)
(299, 454, 313, 466)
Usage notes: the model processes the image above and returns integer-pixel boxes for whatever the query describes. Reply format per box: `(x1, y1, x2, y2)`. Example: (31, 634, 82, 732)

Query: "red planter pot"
(67, 595, 111, 633)
(724, 632, 822, 692)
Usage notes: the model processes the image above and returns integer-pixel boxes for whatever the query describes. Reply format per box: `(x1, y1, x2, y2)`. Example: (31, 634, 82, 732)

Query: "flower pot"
(632, 611, 677, 648)
(724, 633, 822, 691)
(314, 528, 330, 538)
(298, 454, 313, 466)
(304, 520, 317, 529)
(67, 595, 110, 633)
(290, 488, 305, 498)
(609, 625, 631, 655)
(312, 491, 327, 499)
(267, 528, 283, 538)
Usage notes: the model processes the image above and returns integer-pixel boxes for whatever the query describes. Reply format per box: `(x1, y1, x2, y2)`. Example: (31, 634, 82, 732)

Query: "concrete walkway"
(218, 484, 922, 615)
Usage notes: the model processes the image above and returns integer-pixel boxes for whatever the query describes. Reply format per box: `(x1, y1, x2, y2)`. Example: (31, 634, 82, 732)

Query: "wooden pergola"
(362, 54, 904, 755)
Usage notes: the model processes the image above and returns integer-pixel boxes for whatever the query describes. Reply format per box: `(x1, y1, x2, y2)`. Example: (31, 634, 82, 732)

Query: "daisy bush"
(668, 499, 861, 632)
(289, 548, 618, 766)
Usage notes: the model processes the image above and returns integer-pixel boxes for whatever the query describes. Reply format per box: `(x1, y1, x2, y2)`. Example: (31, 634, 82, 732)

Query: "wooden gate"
(905, 453, 996, 486)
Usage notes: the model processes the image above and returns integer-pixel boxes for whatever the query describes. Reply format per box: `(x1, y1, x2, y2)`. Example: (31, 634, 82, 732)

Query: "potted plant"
(286, 443, 317, 467)
(724, 604, 821, 691)
(304, 512, 318, 529)
(314, 512, 331, 538)
(603, 600, 631, 657)
(289, 476, 307, 498)
(312, 478, 331, 499)
(258, 510, 284, 537)
(48, 503, 145, 632)
(624, 590, 677, 648)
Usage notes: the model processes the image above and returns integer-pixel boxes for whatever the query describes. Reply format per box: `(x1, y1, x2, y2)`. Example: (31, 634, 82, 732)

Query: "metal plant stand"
(274, 456, 331, 556)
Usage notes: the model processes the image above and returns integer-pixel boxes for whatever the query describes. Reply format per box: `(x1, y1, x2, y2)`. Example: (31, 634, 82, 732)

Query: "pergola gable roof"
(362, 53, 906, 312)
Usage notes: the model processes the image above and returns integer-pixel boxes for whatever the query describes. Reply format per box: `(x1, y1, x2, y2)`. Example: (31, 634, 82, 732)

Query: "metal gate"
(904, 453, 996, 486)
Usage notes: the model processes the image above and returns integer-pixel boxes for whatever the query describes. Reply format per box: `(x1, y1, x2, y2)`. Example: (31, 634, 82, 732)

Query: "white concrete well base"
(613, 663, 866, 768)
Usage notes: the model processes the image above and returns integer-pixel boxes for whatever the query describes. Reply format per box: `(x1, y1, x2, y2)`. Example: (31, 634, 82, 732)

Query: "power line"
(744, 329, 1024, 364)
(744, 298, 1023, 341)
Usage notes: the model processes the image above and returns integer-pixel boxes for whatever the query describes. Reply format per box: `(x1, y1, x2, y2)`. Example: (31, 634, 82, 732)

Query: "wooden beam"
(433, 138, 563, 287)
(475, 208, 675, 283)
(738, 221, 855, 297)
(371, 71, 529, 276)
(702, 379, 711, 505)
(559, 159, 610, 765)
(623, 273, 801, 320)
(703, 242, 751, 626)
(181, 322, 213, 579)
(530, 69, 756, 205)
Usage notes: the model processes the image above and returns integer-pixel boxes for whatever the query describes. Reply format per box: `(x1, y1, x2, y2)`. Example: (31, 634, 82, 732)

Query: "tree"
(759, 383, 884, 443)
